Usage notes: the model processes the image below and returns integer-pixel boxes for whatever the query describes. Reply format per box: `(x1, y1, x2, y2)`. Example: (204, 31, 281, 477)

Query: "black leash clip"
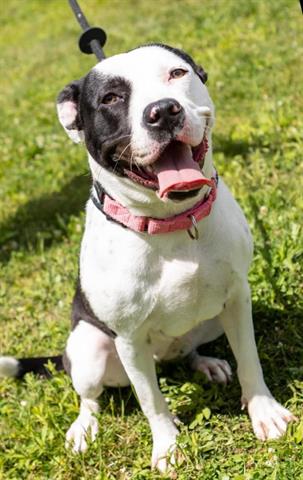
(68, 0, 106, 61)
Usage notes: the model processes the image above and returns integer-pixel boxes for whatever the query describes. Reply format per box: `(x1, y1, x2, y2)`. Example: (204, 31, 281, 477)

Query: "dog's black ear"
(57, 79, 84, 143)
(195, 65, 208, 84)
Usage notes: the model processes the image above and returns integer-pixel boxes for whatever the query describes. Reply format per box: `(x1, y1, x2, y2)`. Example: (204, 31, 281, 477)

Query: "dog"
(0, 43, 295, 472)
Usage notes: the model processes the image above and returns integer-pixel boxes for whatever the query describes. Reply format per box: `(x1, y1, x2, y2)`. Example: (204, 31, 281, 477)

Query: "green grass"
(0, 0, 302, 478)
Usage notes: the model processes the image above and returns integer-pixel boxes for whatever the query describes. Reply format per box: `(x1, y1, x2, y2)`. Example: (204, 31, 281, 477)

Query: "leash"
(68, 0, 107, 61)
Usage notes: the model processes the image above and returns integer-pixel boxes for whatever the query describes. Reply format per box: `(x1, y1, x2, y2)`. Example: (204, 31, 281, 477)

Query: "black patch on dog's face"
(135, 43, 208, 84)
(79, 71, 131, 168)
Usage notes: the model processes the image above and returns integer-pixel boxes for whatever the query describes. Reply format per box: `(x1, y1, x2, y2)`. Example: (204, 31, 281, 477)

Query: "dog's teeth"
(145, 166, 154, 174)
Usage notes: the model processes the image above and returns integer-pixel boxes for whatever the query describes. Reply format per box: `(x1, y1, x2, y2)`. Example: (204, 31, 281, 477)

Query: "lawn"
(0, 0, 302, 479)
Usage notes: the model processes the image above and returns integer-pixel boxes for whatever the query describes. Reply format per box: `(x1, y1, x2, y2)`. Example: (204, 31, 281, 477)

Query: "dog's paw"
(65, 415, 99, 453)
(246, 395, 296, 441)
(190, 353, 232, 384)
(151, 436, 179, 473)
(151, 422, 180, 473)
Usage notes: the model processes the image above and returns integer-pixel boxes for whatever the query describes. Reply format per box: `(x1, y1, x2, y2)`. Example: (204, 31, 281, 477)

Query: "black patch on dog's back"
(71, 279, 116, 338)
(63, 271, 117, 378)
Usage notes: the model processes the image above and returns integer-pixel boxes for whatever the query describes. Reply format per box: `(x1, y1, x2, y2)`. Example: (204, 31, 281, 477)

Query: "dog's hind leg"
(186, 318, 232, 384)
(64, 320, 129, 452)
(164, 317, 232, 384)
(188, 350, 232, 384)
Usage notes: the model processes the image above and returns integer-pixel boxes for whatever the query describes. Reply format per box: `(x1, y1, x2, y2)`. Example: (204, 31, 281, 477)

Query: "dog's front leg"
(219, 281, 295, 440)
(115, 335, 179, 472)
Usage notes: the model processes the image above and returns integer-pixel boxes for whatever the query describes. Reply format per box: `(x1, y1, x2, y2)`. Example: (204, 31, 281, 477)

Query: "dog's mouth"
(108, 138, 212, 201)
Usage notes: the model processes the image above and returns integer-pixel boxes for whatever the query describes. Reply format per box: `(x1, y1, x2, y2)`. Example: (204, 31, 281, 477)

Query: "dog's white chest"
(80, 195, 241, 339)
(149, 243, 231, 336)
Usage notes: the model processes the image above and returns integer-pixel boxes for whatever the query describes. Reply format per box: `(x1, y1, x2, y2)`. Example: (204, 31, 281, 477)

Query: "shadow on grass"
(213, 133, 281, 159)
(214, 134, 252, 158)
(0, 174, 90, 264)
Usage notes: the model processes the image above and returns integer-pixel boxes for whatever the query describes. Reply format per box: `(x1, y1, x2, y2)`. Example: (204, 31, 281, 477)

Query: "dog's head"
(57, 44, 214, 203)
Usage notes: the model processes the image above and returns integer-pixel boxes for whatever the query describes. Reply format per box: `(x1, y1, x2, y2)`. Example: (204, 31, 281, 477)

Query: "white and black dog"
(0, 44, 295, 472)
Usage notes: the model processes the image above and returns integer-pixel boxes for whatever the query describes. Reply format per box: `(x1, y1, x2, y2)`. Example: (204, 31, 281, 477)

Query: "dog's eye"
(169, 68, 188, 80)
(102, 93, 120, 105)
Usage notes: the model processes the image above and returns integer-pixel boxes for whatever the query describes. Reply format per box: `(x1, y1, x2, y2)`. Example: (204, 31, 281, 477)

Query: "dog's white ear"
(57, 80, 84, 143)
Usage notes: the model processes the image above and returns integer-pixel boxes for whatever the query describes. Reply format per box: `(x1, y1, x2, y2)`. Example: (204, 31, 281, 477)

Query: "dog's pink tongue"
(154, 142, 212, 198)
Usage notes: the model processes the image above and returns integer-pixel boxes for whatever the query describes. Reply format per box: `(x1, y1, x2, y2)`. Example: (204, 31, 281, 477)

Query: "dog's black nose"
(143, 98, 185, 132)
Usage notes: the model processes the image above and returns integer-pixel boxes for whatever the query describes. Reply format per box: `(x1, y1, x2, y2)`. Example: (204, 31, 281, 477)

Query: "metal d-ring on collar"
(187, 214, 199, 240)
(186, 171, 219, 240)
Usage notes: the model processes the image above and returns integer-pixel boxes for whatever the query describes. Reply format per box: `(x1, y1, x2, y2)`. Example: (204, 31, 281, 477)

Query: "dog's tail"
(0, 355, 64, 379)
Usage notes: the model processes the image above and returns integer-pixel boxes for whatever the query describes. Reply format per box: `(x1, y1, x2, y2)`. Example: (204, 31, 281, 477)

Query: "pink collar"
(92, 171, 218, 239)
